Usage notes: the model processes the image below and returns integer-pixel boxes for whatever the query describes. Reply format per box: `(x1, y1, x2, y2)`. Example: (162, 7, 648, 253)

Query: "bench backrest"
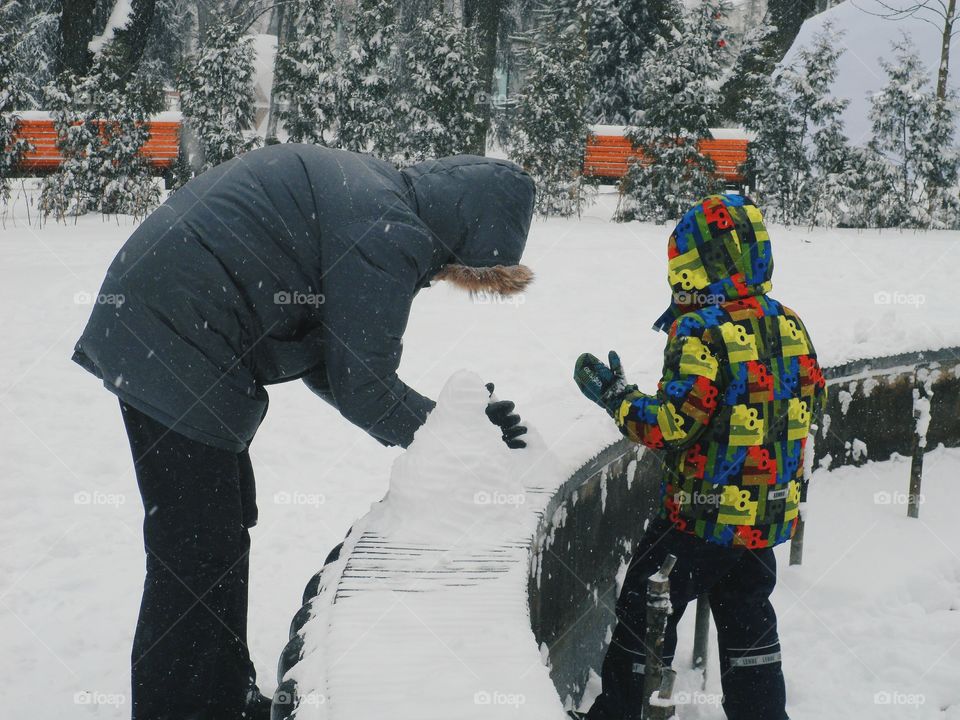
(583, 132, 748, 183)
(12, 117, 180, 171)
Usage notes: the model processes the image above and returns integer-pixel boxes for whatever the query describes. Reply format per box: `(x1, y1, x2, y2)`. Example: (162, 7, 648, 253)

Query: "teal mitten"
(574, 350, 631, 414)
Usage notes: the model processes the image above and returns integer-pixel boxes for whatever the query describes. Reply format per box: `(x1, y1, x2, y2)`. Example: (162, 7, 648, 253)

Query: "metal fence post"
(643, 554, 677, 720)
(908, 365, 932, 519)
(691, 594, 710, 689)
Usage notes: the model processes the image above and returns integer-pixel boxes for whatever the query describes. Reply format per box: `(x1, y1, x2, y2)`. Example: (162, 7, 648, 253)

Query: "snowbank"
(282, 371, 567, 720)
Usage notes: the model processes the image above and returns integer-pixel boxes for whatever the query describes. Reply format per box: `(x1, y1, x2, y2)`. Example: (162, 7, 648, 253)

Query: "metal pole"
(643, 554, 677, 720)
(908, 366, 932, 519)
(691, 594, 710, 690)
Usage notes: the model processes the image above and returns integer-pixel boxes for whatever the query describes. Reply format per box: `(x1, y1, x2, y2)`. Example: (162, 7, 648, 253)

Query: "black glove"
(485, 382, 527, 449)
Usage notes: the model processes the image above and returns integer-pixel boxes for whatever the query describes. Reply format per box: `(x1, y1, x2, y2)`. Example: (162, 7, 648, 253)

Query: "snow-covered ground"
(2, 188, 960, 718)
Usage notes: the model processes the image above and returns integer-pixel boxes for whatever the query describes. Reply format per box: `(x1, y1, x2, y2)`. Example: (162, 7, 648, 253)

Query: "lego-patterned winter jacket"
(614, 194, 827, 548)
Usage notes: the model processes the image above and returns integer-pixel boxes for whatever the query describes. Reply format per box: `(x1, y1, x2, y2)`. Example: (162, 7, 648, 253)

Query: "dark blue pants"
(120, 402, 268, 720)
(587, 519, 788, 720)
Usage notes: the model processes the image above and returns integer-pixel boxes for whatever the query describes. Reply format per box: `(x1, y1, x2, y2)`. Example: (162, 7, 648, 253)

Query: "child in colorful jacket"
(574, 194, 826, 720)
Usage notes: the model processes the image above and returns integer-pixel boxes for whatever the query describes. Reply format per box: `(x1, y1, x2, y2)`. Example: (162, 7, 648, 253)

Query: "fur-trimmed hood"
(433, 263, 534, 296)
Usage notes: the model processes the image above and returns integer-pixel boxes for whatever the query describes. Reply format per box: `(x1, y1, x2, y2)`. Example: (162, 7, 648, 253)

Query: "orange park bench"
(10, 111, 182, 187)
(583, 125, 752, 190)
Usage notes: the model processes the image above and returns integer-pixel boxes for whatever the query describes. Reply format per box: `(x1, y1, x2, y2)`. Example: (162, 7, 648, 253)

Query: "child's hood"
(653, 194, 774, 333)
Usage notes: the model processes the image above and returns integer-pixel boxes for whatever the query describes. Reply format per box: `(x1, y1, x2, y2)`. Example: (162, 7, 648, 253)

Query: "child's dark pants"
(120, 401, 263, 720)
(587, 519, 788, 720)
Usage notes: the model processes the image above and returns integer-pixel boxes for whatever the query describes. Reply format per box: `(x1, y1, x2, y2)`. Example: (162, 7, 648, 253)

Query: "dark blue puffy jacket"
(73, 144, 535, 451)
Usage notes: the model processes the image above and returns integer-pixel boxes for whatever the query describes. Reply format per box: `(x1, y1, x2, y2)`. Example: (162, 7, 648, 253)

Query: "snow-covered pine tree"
(394, 4, 485, 164)
(863, 38, 960, 229)
(337, 0, 398, 154)
(92, 43, 165, 218)
(0, 27, 32, 209)
(617, 1, 729, 222)
(718, 19, 778, 125)
(0, 0, 60, 108)
(920, 95, 960, 228)
(144, 0, 193, 84)
(178, 21, 259, 171)
(38, 49, 165, 222)
(586, 0, 682, 124)
(38, 75, 105, 220)
(274, 0, 340, 145)
(741, 22, 848, 225)
(509, 0, 592, 217)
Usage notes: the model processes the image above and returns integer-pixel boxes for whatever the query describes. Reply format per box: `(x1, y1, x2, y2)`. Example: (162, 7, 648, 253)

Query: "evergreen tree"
(718, 19, 778, 125)
(509, 0, 593, 217)
(38, 75, 104, 220)
(337, 0, 397, 154)
(92, 44, 165, 217)
(38, 43, 165, 221)
(617, 1, 730, 222)
(143, 0, 193, 84)
(741, 23, 849, 225)
(1, 0, 60, 108)
(586, 0, 682, 124)
(178, 21, 259, 171)
(394, 5, 485, 164)
(274, 0, 340, 145)
(0, 45, 31, 209)
(865, 37, 960, 228)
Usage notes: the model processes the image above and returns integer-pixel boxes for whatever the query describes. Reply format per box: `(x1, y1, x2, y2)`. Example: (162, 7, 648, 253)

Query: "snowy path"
(2, 192, 960, 717)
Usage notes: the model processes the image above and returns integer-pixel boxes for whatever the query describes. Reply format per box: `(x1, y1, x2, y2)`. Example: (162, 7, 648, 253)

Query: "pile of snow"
(375, 373, 535, 544)
(284, 371, 567, 720)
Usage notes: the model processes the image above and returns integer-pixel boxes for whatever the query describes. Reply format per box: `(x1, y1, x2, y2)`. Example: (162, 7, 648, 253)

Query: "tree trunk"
(463, 0, 504, 155)
(58, 0, 99, 76)
(265, 0, 290, 142)
(937, 0, 956, 102)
